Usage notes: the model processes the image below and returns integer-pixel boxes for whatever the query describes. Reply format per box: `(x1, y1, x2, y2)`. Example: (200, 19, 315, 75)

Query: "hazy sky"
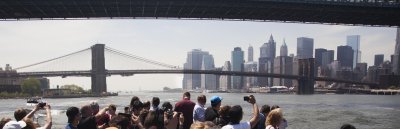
(0, 19, 397, 91)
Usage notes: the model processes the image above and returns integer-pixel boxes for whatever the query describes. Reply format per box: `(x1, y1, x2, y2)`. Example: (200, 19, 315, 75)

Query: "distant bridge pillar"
(91, 44, 107, 95)
(297, 58, 315, 94)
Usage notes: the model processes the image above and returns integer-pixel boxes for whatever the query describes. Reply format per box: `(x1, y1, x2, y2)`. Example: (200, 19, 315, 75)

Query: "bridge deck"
(0, 0, 399, 26)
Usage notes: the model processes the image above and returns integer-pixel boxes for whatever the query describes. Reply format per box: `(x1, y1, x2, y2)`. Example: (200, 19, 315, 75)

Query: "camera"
(161, 107, 174, 119)
(38, 102, 47, 108)
(243, 96, 250, 101)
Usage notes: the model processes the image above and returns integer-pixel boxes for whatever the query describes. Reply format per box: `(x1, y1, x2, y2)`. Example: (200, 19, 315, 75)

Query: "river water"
(0, 93, 399, 129)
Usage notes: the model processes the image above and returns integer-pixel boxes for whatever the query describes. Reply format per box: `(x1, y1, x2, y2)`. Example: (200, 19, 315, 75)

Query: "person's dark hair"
(66, 107, 80, 123)
(109, 115, 129, 129)
(130, 96, 140, 108)
(219, 105, 231, 117)
(341, 124, 356, 129)
(131, 100, 143, 111)
(228, 105, 243, 124)
(143, 101, 151, 109)
(271, 105, 280, 111)
(108, 104, 117, 111)
(14, 108, 27, 121)
(22, 119, 36, 129)
(183, 92, 191, 99)
(152, 97, 160, 107)
(161, 102, 173, 111)
(144, 110, 158, 128)
(260, 105, 271, 114)
(197, 95, 206, 104)
(0, 117, 11, 129)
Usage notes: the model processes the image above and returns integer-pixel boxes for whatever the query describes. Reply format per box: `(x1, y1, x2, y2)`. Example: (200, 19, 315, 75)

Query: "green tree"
(21, 78, 41, 96)
(61, 84, 84, 93)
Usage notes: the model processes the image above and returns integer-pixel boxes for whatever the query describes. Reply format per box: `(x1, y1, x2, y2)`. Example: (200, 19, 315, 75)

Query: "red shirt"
(174, 98, 195, 129)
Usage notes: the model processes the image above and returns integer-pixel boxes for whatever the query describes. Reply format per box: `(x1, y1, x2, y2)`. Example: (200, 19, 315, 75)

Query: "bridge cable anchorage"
(104, 47, 180, 69)
(14, 48, 91, 70)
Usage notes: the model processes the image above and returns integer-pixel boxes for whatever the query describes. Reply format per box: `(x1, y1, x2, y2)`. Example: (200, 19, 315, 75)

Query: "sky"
(0, 19, 397, 91)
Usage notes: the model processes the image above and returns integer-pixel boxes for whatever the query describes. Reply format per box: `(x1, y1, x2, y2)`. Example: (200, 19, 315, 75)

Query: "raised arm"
(248, 95, 259, 129)
(41, 105, 52, 129)
(23, 104, 39, 121)
(95, 107, 109, 121)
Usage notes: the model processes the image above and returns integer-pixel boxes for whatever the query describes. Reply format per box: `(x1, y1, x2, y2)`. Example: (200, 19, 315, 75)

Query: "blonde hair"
(190, 121, 217, 129)
(266, 108, 283, 128)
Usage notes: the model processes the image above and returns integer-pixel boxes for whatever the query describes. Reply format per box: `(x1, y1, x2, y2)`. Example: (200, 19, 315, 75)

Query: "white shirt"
(265, 125, 277, 129)
(222, 122, 250, 129)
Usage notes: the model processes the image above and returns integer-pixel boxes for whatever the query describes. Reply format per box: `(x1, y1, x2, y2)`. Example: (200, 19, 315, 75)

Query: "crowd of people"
(0, 92, 357, 129)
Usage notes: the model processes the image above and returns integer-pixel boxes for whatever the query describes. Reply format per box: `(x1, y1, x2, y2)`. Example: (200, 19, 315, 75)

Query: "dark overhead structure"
(0, 0, 399, 26)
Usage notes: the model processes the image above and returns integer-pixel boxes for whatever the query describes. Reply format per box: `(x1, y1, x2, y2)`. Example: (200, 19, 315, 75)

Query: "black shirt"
(204, 107, 219, 121)
(77, 116, 97, 129)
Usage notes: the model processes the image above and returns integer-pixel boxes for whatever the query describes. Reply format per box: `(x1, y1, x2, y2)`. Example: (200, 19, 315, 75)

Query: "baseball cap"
(3, 121, 26, 129)
(210, 96, 222, 107)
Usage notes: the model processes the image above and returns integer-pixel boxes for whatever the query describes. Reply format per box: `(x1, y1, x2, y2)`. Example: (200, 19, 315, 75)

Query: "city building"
(355, 63, 368, 81)
(347, 35, 361, 68)
(0, 64, 23, 93)
(374, 54, 384, 66)
(273, 42, 293, 87)
(337, 45, 354, 69)
(231, 47, 244, 90)
(258, 35, 276, 87)
(315, 48, 327, 69)
(219, 61, 231, 91)
(248, 45, 254, 62)
(201, 54, 217, 90)
(182, 49, 209, 90)
(321, 50, 335, 67)
(244, 62, 258, 88)
(297, 37, 314, 59)
(393, 28, 400, 74)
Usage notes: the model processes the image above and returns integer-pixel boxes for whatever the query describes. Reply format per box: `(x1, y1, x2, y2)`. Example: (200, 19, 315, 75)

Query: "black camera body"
(243, 96, 250, 101)
(38, 102, 46, 108)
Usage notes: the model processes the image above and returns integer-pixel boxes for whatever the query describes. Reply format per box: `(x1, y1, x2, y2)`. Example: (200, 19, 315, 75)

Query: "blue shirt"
(65, 123, 78, 129)
(257, 113, 266, 129)
(193, 103, 206, 122)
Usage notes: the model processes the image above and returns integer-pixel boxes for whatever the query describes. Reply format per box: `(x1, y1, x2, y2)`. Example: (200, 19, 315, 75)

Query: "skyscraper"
(393, 28, 400, 74)
(219, 61, 231, 91)
(315, 48, 328, 69)
(201, 54, 216, 90)
(347, 35, 361, 69)
(337, 46, 354, 69)
(374, 54, 384, 66)
(182, 49, 209, 90)
(258, 35, 276, 87)
(321, 50, 334, 67)
(297, 37, 314, 59)
(231, 47, 244, 90)
(273, 42, 293, 87)
(248, 45, 254, 62)
(280, 39, 288, 57)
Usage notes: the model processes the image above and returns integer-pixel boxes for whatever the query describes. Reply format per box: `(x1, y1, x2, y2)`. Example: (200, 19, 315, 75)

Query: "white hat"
(3, 121, 27, 129)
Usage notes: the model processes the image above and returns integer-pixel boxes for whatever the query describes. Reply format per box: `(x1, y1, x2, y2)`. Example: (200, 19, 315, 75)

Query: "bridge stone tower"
(91, 44, 107, 95)
(297, 58, 315, 94)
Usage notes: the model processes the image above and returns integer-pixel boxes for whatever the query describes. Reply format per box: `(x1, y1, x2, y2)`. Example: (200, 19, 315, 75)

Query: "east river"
(0, 93, 399, 129)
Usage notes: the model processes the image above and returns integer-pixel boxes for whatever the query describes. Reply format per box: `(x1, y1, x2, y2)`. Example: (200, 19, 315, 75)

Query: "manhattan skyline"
(0, 19, 397, 91)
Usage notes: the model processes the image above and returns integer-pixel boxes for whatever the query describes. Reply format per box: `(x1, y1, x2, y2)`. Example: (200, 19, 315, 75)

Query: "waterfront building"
(337, 45, 354, 69)
(231, 47, 244, 90)
(182, 49, 209, 90)
(393, 28, 400, 74)
(248, 45, 254, 62)
(273, 42, 293, 87)
(258, 35, 276, 87)
(321, 50, 335, 67)
(219, 61, 231, 91)
(201, 54, 217, 90)
(374, 54, 384, 66)
(315, 48, 327, 69)
(347, 35, 361, 68)
(297, 37, 314, 59)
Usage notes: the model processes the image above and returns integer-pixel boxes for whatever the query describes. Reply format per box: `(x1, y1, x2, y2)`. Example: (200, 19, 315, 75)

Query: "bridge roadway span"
(0, 0, 399, 26)
(1, 69, 377, 86)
